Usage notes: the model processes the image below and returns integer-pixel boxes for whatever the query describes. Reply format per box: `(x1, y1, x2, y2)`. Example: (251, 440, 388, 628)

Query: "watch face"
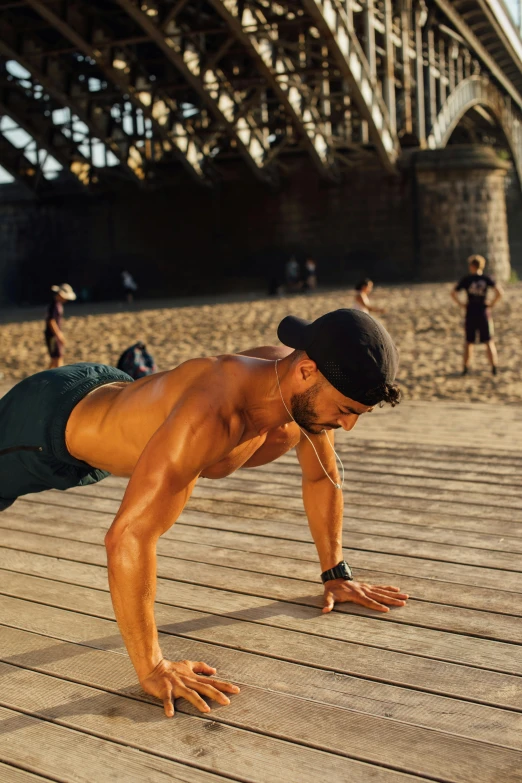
(339, 562, 352, 579)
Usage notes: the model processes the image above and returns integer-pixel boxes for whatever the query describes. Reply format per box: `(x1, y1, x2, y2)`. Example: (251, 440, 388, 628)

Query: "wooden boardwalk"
(0, 400, 521, 782)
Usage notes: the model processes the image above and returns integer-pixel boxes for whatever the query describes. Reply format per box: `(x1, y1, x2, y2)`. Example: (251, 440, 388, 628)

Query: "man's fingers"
(190, 660, 217, 676)
(195, 675, 240, 694)
(176, 683, 211, 713)
(368, 590, 408, 606)
(373, 585, 409, 598)
(358, 596, 390, 612)
(188, 679, 231, 706)
(163, 682, 174, 718)
(371, 585, 401, 593)
(322, 592, 335, 614)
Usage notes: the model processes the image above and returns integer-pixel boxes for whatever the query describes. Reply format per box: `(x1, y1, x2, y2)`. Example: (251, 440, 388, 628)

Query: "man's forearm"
(302, 476, 344, 571)
(106, 535, 163, 681)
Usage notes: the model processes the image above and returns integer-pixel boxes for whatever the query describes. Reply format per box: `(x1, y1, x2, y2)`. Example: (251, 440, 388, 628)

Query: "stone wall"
(505, 168, 522, 277)
(0, 145, 517, 304)
(412, 146, 511, 283)
(0, 159, 414, 305)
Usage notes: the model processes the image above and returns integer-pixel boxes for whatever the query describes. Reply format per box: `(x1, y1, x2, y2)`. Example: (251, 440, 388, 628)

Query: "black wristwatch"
(321, 560, 353, 583)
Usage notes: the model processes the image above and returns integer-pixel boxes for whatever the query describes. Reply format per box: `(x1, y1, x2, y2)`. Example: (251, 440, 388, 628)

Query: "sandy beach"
(1, 281, 521, 403)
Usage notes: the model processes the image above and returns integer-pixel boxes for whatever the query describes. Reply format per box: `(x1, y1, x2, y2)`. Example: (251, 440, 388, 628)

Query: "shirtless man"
(0, 309, 408, 717)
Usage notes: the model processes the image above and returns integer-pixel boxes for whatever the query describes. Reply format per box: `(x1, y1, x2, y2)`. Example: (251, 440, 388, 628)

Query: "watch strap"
(321, 560, 353, 583)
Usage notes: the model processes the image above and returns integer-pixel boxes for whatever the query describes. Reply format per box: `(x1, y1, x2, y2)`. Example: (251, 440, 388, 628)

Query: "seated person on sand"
(0, 309, 408, 717)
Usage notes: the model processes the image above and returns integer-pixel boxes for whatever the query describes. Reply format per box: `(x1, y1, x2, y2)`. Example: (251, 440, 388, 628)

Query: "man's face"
(290, 378, 374, 435)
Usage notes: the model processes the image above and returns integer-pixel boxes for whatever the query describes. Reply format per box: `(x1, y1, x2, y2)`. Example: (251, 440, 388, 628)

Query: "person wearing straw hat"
(44, 283, 76, 368)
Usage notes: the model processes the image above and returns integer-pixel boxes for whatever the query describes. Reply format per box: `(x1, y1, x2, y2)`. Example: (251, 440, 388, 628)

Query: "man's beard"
(290, 384, 324, 434)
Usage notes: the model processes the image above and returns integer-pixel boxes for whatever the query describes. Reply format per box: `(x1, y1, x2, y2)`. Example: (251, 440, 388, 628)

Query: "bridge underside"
(0, 0, 520, 195)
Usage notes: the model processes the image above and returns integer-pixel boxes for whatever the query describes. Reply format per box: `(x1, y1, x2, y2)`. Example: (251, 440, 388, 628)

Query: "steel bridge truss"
(0, 0, 521, 193)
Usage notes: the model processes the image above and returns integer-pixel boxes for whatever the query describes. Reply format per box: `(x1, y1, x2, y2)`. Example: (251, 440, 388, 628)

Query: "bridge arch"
(427, 75, 522, 187)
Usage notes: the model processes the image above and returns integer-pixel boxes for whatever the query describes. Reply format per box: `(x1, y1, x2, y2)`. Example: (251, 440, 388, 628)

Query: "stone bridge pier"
(411, 146, 511, 283)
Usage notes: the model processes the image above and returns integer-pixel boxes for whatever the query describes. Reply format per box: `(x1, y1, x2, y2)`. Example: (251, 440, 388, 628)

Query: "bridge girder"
(113, 0, 275, 182)
(300, 0, 400, 172)
(0, 13, 145, 184)
(0, 131, 42, 194)
(26, 0, 215, 183)
(209, 0, 339, 180)
(0, 71, 91, 188)
(428, 74, 522, 187)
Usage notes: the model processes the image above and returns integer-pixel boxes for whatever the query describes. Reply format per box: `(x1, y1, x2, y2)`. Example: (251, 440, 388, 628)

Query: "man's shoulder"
(236, 345, 293, 360)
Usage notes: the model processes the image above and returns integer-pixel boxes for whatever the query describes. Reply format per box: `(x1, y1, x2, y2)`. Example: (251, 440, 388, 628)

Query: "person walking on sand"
(44, 283, 76, 369)
(353, 278, 386, 315)
(285, 256, 302, 293)
(121, 270, 138, 303)
(451, 255, 503, 376)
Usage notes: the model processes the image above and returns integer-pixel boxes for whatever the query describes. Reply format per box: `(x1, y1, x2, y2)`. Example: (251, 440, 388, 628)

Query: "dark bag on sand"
(116, 342, 157, 379)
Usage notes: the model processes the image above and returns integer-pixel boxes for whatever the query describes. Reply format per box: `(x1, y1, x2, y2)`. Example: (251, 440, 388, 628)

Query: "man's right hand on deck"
(140, 658, 240, 717)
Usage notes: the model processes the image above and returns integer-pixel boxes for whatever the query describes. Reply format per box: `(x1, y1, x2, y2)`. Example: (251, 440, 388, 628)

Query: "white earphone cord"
(275, 360, 345, 491)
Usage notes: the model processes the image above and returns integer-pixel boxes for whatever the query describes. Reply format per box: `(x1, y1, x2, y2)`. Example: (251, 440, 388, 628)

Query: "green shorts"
(0, 363, 133, 511)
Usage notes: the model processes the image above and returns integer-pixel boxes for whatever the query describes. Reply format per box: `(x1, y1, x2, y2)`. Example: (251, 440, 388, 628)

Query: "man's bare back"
(66, 346, 299, 478)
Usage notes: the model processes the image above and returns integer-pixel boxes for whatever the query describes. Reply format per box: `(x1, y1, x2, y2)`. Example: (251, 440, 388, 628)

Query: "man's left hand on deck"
(322, 579, 409, 614)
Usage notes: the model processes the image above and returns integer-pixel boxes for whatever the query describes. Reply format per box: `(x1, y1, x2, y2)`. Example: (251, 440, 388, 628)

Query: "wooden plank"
(341, 431, 522, 458)
(1, 656, 522, 783)
(1, 545, 522, 678)
(347, 431, 521, 451)
(191, 483, 522, 523)
(288, 452, 522, 482)
(2, 516, 521, 625)
(0, 763, 54, 783)
(2, 573, 522, 710)
(3, 510, 522, 574)
(9, 499, 522, 595)
(2, 521, 522, 640)
(2, 527, 522, 646)
(0, 662, 442, 783)
(66, 470, 522, 512)
(199, 476, 522, 514)
(0, 706, 232, 783)
(7, 502, 522, 559)
(87, 458, 522, 495)
(249, 463, 522, 498)
(18, 487, 522, 541)
(3, 511, 522, 618)
(3, 622, 522, 752)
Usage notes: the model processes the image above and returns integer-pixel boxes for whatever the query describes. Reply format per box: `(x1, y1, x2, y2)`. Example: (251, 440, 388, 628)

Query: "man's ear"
(296, 357, 319, 384)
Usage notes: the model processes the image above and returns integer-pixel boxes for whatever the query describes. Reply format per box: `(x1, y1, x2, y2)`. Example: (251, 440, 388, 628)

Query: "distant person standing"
(44, 284, 76, 369)
(285, 256, 301, 293)
(353, 279, 386, 315)
(122, 270, 138, 303)
(451, 254, 503, 376)
(304, 258, 317, 291)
